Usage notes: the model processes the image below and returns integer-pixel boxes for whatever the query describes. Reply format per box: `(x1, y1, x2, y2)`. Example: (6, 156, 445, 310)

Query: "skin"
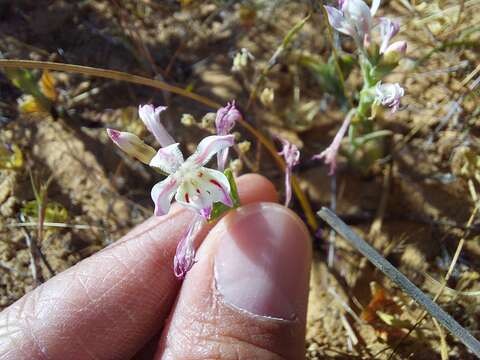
(0, 174, 311, 360)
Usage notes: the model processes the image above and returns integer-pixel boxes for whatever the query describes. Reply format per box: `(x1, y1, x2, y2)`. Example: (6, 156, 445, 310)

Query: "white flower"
(325, 0, 381, 45)
(375, 82, 404, 112)
(150, 135, 235, 219)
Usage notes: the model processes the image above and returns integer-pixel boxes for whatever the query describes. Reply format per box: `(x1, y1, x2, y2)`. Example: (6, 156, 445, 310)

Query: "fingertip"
(156, 202, 311, 359)
(236, 173, 279, 204)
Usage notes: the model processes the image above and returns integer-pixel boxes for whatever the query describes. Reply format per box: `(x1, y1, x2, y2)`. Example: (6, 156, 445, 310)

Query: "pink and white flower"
(375, 82, 404, 112)
(108, 104, 237, 279)
(150, 135, 235, 219)
(325, 0, 381, 45)
(108, 105, 235, 220)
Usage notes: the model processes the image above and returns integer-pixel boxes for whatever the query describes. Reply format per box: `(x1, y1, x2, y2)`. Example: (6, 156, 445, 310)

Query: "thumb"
(156, 203, 311, 359)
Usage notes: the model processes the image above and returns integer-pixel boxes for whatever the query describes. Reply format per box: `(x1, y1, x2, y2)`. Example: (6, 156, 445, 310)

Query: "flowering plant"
(108, 103, 241, 278)
(316, 0, 407, 174)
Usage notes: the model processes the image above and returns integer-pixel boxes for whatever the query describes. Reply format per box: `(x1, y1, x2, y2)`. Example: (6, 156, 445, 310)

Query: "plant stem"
(317, 207, 480, 358)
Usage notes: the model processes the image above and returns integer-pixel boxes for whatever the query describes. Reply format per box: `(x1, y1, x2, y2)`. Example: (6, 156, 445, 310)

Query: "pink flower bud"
(383, 40, 407, 57)
(215, 101, 241, 171)
(107, 128, 156, 165)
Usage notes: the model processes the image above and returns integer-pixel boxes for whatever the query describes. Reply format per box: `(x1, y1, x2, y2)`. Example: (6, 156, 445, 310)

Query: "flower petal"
(138, 104, 175, 147)
(325, 6, 355, 37)
(370, 0, 381, 16)
(107, 128, 156, 165)
(343, 0, 373, 38)
(175, 167, 232, 219)
(151, 176, 179, 216)
(149, 143, 184, 174)
(190, 135, 235, 166)
(379, 18, 400, 54)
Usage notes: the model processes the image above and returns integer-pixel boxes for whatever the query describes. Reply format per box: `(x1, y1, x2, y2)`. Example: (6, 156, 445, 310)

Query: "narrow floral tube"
(313, 110, 354, 176)
(215, 101, 241, 171)
(278, 138, 300, 207)
(174, 214, 204, 279)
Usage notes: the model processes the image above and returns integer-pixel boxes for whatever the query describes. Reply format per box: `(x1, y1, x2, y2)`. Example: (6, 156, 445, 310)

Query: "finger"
(0, 174, 278, 360)
(156, 203, 311, 360)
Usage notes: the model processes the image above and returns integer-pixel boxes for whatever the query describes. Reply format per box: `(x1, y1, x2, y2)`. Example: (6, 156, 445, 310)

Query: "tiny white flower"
(375, 82, 405, 112)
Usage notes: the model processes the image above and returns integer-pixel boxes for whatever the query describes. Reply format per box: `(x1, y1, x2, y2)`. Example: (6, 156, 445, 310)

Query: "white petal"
(189, 135, 235, 166)
(138, 104, 175, 147)
(151, 176, 179, 216)
(175, 167, 232, 218)
(325, 6, 355, 37)
(149, 143, 184, 174)
(345, 0, 373, 36)
(370, 0, 381, 16)
(201, 168, 233, 207)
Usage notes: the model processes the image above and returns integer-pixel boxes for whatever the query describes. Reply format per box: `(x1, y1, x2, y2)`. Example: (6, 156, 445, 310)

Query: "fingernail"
(214, 203, 311, 320)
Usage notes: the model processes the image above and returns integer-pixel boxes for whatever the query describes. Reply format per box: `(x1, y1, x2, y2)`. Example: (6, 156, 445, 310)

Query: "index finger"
(0, 174, 278, 360)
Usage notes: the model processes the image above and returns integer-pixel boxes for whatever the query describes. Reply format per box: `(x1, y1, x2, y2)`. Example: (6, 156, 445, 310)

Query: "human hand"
(0, 174, 311, 360)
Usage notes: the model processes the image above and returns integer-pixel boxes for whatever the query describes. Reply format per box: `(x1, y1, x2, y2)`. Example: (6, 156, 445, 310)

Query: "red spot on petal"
(198, 172, 203, 177)
(210, 179, 222, 189)
(185, 193, 190, 203)
(196, 188, 201, 194)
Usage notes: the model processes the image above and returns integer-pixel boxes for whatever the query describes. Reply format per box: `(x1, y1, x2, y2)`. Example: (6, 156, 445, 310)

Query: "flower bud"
(260, 87, 274, 107)
(107, 128, 156, 164)
(383, 41, 407, 63)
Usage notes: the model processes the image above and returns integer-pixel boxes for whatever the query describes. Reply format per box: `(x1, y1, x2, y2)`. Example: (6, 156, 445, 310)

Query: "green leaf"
(209, 168, 240, 222)
(299, 54, 354, 107)
(21, 200, 69, 224)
